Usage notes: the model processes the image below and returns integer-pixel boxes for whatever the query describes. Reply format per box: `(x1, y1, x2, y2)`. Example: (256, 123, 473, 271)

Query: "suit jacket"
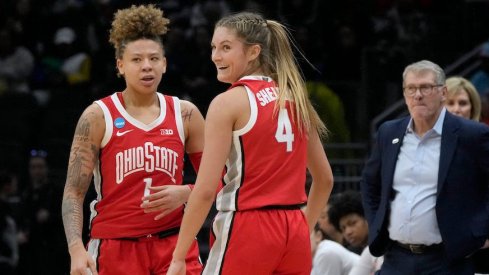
(361, 111, 489, 262)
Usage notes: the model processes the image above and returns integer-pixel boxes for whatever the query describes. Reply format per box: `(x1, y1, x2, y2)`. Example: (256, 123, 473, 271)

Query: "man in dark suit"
(361, 60, 489, 274)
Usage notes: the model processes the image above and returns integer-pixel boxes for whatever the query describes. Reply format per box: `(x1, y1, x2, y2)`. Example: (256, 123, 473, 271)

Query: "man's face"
(403, 71, 446, 125)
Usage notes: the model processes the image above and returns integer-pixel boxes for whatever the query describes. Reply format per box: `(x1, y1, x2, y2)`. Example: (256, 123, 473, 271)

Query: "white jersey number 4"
(275, 109, 294, 152)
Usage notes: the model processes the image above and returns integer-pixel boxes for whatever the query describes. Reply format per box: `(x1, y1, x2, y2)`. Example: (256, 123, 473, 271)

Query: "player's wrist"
(68, 239, 85, 254)
(171, 254, 186, 262)
(172, 247, 188, 261)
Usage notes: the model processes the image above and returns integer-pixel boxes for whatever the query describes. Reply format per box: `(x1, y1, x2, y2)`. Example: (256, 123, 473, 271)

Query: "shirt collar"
(406, 107, 446, 135)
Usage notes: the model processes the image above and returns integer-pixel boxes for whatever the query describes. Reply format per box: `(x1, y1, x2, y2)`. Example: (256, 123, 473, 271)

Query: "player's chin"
(216, 72, 233, 84)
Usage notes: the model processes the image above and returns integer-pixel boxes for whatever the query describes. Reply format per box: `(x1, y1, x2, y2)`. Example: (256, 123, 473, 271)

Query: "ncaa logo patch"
(114, 117, 126, 129)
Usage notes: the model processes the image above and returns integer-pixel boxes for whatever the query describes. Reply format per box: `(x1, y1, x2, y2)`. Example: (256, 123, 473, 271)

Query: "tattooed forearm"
(62, 194, 84, 247)
(182, 109, 194, 122)
(62, 109, 100, 248)
(63, 150, 93, 247)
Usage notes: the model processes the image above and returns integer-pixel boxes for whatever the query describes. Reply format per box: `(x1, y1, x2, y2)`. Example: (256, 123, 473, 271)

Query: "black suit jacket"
(361, 111, 489, 262)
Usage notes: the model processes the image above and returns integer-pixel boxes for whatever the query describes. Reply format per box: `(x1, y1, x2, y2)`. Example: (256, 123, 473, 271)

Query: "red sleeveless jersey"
(216, 76, 308, 212)
(89, 92, 185, 238)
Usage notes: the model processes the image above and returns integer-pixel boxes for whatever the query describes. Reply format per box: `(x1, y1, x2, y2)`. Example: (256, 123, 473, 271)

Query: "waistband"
(116, 227, 180, 242)
(393, 241, 443, 254)
(258, 204, 305, 210)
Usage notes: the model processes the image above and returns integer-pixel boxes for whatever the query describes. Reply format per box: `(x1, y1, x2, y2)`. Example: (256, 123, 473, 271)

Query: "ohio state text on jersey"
(89, 92, 185, 238)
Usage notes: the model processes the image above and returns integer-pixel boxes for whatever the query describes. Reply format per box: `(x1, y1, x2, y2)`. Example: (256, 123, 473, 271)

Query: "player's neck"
(122, 90, 158, 108)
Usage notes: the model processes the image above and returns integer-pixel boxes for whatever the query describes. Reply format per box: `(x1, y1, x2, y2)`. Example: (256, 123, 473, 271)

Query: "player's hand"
(141, 185, 191, 220)
(167, 259, 186, 275)
(68, 241, 98, 275)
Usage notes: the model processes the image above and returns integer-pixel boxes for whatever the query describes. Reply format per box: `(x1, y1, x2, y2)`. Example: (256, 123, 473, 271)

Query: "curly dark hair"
(328, 190, 364, 232)
(109, 4, 170, 59)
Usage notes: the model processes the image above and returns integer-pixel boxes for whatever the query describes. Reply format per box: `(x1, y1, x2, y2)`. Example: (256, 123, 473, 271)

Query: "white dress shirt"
(388, 108, 447, 245)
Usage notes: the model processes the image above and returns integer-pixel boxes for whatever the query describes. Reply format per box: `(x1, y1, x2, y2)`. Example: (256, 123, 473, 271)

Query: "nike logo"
(116, 129, 134, 137)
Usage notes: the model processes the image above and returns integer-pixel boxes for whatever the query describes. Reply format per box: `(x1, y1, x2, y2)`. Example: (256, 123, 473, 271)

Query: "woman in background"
(445, 76, 481, 121)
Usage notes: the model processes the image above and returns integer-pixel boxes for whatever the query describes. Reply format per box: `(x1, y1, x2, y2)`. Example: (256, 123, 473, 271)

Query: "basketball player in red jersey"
(61, 5, 204, 275)
(164, 12, 334, 275)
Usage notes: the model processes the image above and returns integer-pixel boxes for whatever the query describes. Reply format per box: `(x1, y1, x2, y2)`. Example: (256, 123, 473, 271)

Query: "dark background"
(1, 0, 489, 274)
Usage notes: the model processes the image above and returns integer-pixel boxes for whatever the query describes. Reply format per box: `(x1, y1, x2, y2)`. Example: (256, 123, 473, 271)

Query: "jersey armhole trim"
(94, 100, 112, 148)
(172, 97, 185, 145)
(233, 86, 257, 136)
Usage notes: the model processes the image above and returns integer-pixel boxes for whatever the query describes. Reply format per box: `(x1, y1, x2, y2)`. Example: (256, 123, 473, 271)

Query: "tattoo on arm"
(73, 114, 91, 143)
(62, 112, 100, 248)
(182, 109, 194, 122)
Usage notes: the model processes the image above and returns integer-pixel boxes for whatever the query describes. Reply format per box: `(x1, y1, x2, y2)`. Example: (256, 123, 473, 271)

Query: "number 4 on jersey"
(275, 109, 294, 152)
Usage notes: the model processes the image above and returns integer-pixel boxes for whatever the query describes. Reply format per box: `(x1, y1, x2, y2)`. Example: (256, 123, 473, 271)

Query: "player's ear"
(116, 59, 124, 77)
(162, 57, 167, 74)
(247, 44, 261, 62)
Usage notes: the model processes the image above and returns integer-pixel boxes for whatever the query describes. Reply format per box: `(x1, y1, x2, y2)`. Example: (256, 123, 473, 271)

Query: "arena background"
(0, 0, 489, 274)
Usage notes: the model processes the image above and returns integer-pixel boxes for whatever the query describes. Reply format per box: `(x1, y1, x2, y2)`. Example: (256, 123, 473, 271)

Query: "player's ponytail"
(215, 12, 327, 137)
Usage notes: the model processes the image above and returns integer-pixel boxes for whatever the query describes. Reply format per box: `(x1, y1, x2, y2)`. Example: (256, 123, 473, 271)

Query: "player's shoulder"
(179, 99, 199, 112)
(179, 100, 205, 121)
(204, 86, 249, 122)
(213, 86, 248, 106)
(80, 102, 104, 120)
(74, 103, 106, 139)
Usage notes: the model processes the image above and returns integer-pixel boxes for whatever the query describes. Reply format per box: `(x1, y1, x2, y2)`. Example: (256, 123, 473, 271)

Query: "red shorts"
(205, 208, 311, 275)
(87, 233, 202, 275)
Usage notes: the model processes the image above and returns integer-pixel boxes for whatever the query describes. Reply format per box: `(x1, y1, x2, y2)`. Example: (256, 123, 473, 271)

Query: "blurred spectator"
(470, 41, 489, 96)
(17, 149, 68, 275)
(327, 191, 384, 275)
(0, 171, 19, 275)
(50, 27, 91, 86)
(328, 190, 369, 254)
(482, 92, 489, 125)
(33, 26, 91, 105)
(445, 76, 481, 121)
(385, 0, 433, 60)
(311, 223, 360, 275)
(6, 0, 45, 53)
(317, 202, 346, 245)
(0, 170, 21, 223)
(0, 26, 34, 95)
(311, 200, 360, 275)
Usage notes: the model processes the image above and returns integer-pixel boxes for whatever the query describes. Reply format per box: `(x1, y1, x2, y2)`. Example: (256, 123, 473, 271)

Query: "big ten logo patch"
(160, 129, 174, 135)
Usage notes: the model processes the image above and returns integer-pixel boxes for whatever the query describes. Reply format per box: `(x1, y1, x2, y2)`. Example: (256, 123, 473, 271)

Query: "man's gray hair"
(402, 60, 446, 85)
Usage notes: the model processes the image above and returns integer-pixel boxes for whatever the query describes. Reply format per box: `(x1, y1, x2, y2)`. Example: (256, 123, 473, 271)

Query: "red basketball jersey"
(89, 92, 186, 238)
(216, 76, 308, 212)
